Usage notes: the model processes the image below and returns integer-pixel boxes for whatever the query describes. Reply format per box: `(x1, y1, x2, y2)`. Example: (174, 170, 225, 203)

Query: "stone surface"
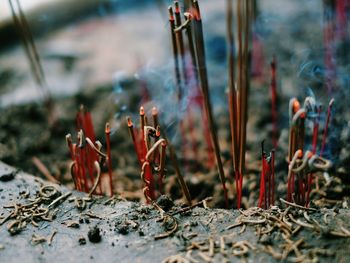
(0, 161, 350, 263)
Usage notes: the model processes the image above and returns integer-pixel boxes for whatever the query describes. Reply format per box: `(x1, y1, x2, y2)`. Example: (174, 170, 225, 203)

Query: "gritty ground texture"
(0, 161, 349, 263)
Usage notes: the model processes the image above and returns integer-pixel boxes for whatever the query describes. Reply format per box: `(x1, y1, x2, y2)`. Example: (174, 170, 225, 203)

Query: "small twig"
(47, 229, 57, 246)
(279, 198, 317, 211)
(232, 241, 249, 256)
(288, 214, 315, 230)
(31, 234, 47, 245)
(170, 197, 213, 216)
(88, 161, 101, 197)
(226, 222, 243, 230)
(197, 251, 212, 262)
(240, 218, 266, 224)
(154, 215, 178, 240)
(32, 157, 59, 184)
(239, 224, 246, 234)
(48, 192, 72, 209)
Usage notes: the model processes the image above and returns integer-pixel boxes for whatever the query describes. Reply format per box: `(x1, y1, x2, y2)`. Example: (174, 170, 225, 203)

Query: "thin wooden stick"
(31, 156, 59, 184)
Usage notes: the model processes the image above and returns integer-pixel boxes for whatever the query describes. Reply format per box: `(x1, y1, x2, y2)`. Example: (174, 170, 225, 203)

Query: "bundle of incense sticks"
(258, 142, 275, 209)
(287, 97, 334, 206)
(168, 1, 215, 169)
(66, 107, 113, 196)
(227, 0, 252, 208)
(127, 106, 192, 204)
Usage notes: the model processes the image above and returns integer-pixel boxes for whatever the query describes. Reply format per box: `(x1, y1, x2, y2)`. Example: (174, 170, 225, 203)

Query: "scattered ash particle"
(88, 225, 101, 243)
(156, 195, 174, 212)
(116, 223, 129, 235)
(0, 171, 16, 182)
(78, 236, 86, 245)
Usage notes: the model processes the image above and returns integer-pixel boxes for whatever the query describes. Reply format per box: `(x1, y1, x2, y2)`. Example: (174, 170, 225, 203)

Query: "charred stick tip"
(168, 6, 175, 20)
(105, 122, 111, 134)
(174, 1, 180, 13)
(127, 117, 133, 127)
(152, 106, 158, 116)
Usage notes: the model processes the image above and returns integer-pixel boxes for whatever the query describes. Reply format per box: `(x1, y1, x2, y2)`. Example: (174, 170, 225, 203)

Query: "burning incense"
(128, 107, 192, 204)
(192, 0, 228, 207)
